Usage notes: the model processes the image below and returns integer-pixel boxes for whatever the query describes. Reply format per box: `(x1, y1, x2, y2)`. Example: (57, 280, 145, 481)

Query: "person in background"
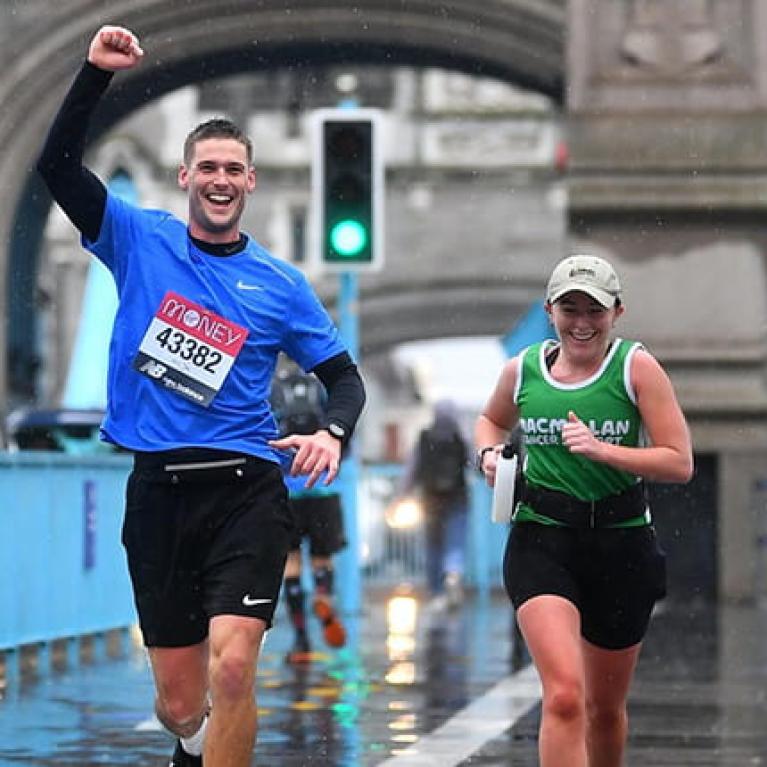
(475, 254, 693, 767)
(37, 25, 365, 767)
(402, 399, 469, 609)
(270, 359, 348, 663)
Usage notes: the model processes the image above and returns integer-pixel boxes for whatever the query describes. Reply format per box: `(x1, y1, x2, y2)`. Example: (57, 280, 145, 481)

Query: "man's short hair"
(183, 118, 253, 166)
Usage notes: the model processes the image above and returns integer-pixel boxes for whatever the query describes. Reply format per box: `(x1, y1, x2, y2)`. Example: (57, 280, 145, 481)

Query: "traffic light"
(311, 109, 383, 271)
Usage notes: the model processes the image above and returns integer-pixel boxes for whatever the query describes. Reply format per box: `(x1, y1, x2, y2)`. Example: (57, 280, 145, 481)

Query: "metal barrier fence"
(0, 452, 135, 681)
(0, 454, 508, 677)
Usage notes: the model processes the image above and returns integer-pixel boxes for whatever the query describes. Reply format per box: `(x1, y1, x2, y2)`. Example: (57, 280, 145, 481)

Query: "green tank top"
(515, 338, 644, 507)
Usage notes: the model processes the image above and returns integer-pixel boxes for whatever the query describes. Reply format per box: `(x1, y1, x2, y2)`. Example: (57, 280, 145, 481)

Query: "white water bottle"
(491, 444, 518, 524)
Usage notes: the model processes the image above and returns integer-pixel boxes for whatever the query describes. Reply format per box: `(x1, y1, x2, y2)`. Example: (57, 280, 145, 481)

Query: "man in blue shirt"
(37, 25, 365, 767)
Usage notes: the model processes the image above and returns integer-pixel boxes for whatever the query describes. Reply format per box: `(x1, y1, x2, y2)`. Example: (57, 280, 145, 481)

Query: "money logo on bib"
(133, 291, 249, 406)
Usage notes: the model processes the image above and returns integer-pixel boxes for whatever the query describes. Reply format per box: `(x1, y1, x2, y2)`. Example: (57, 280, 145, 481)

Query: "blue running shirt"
(84, 192, 346, 462)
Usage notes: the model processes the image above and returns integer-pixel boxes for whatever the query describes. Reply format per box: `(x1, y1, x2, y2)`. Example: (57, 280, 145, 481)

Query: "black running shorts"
(503, 523, 667, 650)
(122, 455, 293, 648)
(288, 492, 347, 556)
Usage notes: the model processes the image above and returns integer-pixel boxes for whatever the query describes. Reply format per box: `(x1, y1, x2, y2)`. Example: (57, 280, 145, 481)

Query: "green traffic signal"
(330, 219, 368, 257)
(314, 111, 382, 269)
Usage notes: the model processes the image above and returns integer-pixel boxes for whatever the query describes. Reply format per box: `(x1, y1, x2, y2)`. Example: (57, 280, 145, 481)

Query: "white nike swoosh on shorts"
(242, 595, 273, 606)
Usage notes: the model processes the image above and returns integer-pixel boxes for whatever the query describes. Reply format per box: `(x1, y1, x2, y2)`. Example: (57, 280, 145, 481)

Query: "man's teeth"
(208, 194, 232, 203)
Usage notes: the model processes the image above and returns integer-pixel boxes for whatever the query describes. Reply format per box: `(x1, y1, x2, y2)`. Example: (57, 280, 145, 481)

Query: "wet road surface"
(1, 588, 766, 766)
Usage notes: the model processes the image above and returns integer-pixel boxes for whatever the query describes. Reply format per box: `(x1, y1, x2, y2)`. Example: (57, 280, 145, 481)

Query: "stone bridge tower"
(567, 0, 767, 602)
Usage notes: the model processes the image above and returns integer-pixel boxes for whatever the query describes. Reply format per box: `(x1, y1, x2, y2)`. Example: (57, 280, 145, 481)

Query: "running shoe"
(285, 633, 313, 664)
(313, 596, 346, 648)
(169, 739, 202, 767)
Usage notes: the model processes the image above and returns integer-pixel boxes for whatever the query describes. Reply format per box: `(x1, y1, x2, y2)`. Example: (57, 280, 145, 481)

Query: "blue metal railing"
(0, 452, 135, 653)
(468, 477, 508, 594)
(0, 454, 508, 665)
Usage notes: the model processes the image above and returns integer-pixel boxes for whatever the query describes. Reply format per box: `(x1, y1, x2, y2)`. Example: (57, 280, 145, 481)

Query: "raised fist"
(87, 25, 144, 72)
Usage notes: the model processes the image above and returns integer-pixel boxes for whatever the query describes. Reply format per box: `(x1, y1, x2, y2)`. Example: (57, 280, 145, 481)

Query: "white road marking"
(377, 663, 541, 766)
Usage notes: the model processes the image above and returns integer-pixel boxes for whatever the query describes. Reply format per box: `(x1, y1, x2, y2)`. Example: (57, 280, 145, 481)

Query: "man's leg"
(284, 548, 312, 662)
(424, 511, 447, 599)
(311, 556, 346, 647)
(148, 642, 209, 763)
(443, 503, 468, 608)
(204, 614, 268, 767)
(304, 493, 346, 647)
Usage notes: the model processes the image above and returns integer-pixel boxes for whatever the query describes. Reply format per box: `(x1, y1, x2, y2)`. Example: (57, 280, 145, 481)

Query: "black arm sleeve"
(37, 61, 113, 243)
(311, 351, 366, 443)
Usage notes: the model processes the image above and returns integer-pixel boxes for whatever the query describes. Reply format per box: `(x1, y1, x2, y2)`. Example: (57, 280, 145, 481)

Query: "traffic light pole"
(336, 270, 362, 620)
(310, 106, 383, 623)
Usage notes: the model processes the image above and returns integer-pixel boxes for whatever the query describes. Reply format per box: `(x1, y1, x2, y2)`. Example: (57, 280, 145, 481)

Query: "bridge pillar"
(567, 0, 767, 602)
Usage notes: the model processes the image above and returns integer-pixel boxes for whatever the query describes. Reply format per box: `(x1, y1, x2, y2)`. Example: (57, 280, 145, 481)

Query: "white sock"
(180, 714, 208, 757)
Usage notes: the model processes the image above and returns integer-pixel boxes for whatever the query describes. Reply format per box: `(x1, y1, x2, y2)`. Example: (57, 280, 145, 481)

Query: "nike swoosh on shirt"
(242, 595, 273, 606)
(236, 280, 264, 291)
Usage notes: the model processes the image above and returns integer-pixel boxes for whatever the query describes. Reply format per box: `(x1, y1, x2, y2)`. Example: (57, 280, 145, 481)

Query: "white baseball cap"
(546, 255, 622, 308)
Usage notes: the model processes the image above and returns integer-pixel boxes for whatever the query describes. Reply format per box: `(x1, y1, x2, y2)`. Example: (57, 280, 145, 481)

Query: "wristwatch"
(325, 421, 347, 443)
(476, 445, 495, 471)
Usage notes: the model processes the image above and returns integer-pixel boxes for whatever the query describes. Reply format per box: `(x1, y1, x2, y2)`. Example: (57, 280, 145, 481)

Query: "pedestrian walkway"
(1, 587, 766, 766)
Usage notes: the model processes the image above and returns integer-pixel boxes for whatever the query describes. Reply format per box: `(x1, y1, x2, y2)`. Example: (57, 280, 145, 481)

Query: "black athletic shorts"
(288, 492, 347, 556)
(122, 452, 294, 648)
(503, 522, 667, 650)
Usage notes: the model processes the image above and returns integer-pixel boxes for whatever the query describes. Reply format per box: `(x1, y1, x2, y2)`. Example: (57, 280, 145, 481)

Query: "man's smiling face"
(178, 137, 256, 243)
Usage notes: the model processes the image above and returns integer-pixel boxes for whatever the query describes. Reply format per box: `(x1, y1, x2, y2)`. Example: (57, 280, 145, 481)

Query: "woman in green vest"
(475, 255, 693, 767)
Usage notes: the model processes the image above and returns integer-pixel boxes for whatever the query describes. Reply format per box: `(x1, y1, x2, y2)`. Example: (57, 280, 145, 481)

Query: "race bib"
(133, 291, 249, 406)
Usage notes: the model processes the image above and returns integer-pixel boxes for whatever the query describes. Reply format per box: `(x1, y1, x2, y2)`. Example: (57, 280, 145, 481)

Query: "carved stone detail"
(620, 0, 724, 75)
(568, 0, 761, 113)
(575, 0, 753, 88)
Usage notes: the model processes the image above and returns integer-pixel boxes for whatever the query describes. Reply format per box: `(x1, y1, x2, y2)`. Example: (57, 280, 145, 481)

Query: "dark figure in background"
(403, 400, 469, 609)
(37, 25, 365, 767)
(271, 361, 348, 663)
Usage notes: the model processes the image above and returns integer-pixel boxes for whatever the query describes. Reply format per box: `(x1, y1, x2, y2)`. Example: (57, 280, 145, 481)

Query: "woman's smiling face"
(547, 291, 623, 358)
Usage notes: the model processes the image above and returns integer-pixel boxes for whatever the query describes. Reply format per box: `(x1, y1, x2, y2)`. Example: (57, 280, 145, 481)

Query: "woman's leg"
(582, 638, 642, 767)
(516, 594, 588, 767)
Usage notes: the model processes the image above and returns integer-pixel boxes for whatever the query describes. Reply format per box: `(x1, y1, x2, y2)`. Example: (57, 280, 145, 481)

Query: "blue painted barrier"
(0, 452, 135, 652)
(467, 477, 509, 597)
(0, 454, 505, 659)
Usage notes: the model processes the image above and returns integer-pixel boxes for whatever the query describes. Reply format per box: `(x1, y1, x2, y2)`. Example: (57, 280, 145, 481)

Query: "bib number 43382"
(133, 291, 249, 407)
